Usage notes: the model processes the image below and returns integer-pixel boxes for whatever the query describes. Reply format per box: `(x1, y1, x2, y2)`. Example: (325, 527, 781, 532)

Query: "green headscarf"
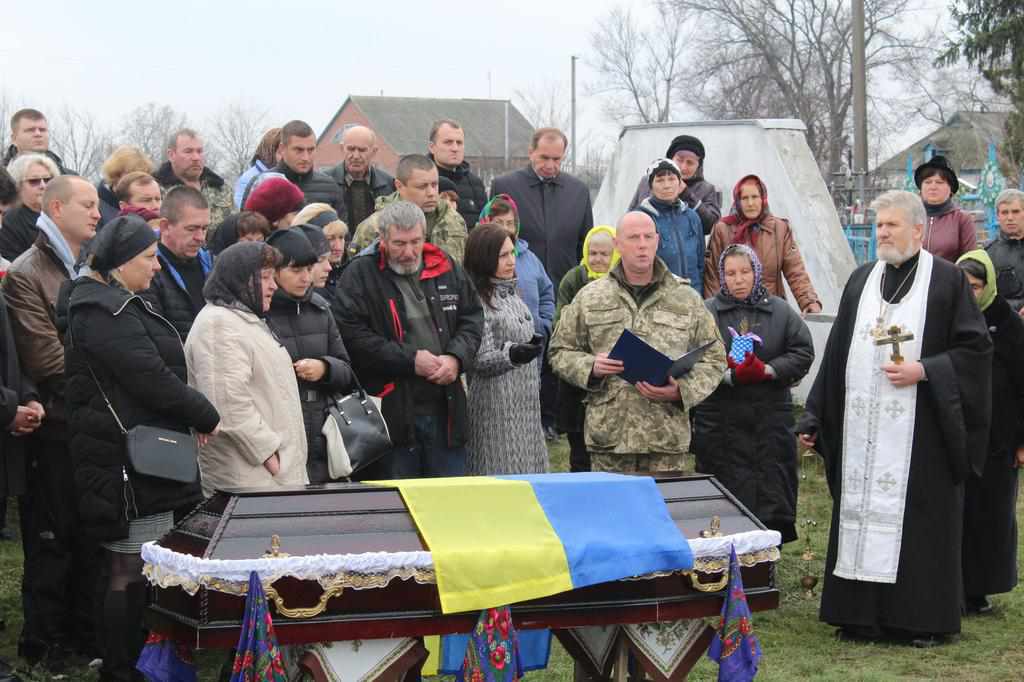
(956, 249, 997, 311)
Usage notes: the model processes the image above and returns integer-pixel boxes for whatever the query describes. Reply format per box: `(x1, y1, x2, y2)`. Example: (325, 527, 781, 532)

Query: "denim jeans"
(382, 415, 467, 479)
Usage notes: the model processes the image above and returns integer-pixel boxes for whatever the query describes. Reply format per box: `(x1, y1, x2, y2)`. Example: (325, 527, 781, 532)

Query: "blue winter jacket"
(234, 160, 268, 209)
(515, 239, 555, 338)
(638, 196, 704, 293)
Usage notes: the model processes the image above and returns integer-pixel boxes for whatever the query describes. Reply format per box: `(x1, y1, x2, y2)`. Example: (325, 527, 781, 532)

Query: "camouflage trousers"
(588, 452, 686, 474)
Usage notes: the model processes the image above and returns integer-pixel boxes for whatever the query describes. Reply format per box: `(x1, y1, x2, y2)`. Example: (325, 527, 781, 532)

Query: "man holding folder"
(550, 211, 726, 473)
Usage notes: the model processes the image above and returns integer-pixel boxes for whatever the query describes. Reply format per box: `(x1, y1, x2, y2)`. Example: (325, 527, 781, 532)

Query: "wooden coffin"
(146, 475, 779, 648)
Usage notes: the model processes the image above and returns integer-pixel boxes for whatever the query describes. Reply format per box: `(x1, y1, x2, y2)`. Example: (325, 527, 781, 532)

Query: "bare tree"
(207, 101, 269, 185)
(48, 105, 114, 181)
(587, 1, 690, 124)
(887, 56, 1012, 128)
(118, 103, 189, 166)
(514, 80, 572, 133)
(666, 0, 928, 175)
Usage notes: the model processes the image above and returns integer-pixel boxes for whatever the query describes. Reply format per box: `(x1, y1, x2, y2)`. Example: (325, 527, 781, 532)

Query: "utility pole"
(571, 55, 578, 173)
(664, 77, 671, 122)
(851, 0, 868, 216)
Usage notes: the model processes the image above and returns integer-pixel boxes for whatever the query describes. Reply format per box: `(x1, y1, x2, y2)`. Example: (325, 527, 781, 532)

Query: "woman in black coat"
(956, 251, 1024, 614)
(61, 215, 220, 682)
(692, 244, 814, 543)
(265, 227, 356, 483)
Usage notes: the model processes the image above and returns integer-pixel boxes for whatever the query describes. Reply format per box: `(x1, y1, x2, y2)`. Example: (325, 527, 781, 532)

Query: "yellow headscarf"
(956, 249, 997, 311)
(581, 225, 620, 280)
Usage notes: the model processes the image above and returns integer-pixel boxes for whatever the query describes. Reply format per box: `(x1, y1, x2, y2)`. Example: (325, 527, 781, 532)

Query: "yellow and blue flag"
(371, 472, 693, 614)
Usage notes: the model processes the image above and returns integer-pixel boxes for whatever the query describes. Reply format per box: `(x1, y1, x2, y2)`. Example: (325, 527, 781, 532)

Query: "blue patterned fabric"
(708, 547, 762, 681)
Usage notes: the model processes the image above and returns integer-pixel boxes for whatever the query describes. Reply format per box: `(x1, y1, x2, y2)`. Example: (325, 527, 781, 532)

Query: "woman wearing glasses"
(1, 153, 60, 262)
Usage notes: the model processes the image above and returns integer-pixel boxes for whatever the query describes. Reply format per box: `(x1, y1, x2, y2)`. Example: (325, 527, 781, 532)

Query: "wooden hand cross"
(872, 324, 914, 364)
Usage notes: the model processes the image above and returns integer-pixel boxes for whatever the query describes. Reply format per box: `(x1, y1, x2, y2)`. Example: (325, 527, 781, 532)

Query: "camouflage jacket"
(153, 162, 233, 235)
(349, 192, 468, 262)
(549, 259, 726, 455)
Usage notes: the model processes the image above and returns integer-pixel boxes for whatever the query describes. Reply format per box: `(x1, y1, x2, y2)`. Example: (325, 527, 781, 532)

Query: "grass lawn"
(0, 439, 1020, 680)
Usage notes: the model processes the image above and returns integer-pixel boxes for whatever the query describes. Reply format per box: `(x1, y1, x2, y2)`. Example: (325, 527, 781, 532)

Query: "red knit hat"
(244, 176, 305, 224)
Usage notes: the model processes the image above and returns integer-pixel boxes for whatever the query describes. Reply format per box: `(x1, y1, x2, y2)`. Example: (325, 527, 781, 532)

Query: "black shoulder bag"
(87, 365, 200, 483)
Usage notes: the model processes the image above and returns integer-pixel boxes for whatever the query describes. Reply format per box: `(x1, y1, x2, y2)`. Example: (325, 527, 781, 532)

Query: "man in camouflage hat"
(349, 154, 467, 262)
(550, 211, 725, 473)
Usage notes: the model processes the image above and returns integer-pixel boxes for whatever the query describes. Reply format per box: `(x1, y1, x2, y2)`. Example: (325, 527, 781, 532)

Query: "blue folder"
(608, 330, 715, 386)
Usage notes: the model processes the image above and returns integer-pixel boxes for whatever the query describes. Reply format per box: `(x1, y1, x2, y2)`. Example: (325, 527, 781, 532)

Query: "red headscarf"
(721, 174, 770, 245)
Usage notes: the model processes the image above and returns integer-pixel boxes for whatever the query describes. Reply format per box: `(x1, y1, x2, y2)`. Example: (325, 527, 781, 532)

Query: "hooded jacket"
(637, 195, 704, 293)
(332, 242, 483, 448)
(60, 277, 219, 541)
(349, 191, 469, 262)
(628, 174, 722, 234)
(431, 155, 487, 229)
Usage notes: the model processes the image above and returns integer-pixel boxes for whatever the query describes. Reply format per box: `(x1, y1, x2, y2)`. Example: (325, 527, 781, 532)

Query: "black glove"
(509, 341, 544, 365)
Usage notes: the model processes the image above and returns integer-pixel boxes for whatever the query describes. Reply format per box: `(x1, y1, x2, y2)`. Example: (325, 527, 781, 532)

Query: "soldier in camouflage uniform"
(349, 154, 467, 262)
(550, 211, 726, 473)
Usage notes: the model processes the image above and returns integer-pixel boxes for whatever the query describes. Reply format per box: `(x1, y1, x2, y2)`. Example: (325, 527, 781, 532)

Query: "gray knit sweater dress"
(466, 278, 549, 474)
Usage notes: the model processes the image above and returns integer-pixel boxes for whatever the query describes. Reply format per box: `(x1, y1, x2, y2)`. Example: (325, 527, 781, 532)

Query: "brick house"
(314, 96, 535, 183)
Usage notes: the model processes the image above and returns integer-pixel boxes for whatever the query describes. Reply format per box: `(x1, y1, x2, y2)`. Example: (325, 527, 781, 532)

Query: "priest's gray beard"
(877, 244, 920, 266)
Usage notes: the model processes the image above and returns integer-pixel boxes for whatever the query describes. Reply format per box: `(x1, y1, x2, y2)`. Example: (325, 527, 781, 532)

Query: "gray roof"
(321, 96, 535, 158)
(875, 111, 1010, 174)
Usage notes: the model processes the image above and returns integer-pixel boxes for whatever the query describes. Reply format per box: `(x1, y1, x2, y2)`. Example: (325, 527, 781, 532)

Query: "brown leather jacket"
(3, 233, 72, 432)
(704, 215, 821, 312)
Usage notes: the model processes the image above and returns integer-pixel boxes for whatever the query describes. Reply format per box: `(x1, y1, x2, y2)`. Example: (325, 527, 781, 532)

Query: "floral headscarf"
(718, 243, 769, 305)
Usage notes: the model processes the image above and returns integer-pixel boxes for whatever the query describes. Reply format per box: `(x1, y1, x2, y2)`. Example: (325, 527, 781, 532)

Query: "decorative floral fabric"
(136, 632, 197, 682)
(707, 546, 762, 682)
(458, 607, 523, 682)
(229, 571, 288, 682)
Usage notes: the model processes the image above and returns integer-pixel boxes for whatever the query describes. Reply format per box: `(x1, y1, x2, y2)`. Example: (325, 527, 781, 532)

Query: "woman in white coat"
(185, 240, 309, 496)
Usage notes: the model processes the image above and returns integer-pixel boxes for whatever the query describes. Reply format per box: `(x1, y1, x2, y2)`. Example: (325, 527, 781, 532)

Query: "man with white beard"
(796, 190, 992, 647)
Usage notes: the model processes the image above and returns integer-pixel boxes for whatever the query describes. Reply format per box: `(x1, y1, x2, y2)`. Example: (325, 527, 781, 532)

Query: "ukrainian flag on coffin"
(368, 472, 694, 614)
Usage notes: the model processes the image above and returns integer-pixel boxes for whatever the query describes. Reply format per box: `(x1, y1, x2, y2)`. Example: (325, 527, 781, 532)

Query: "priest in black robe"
(796, 190, 992, 647)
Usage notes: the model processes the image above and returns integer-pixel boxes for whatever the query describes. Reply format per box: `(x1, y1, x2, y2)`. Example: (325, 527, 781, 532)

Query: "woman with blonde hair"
(98, 146, 155, 225)
(293, 202, 349, 302)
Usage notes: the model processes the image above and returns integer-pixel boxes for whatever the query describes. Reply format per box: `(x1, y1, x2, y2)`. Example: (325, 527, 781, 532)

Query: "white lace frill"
(141, 528, 781, 595)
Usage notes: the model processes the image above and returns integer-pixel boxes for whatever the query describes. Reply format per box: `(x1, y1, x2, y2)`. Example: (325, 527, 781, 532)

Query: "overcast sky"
(1, 0, 951, 164)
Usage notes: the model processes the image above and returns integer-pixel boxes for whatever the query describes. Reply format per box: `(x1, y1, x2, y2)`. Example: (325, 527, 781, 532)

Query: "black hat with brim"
(914, 155, 959, 194)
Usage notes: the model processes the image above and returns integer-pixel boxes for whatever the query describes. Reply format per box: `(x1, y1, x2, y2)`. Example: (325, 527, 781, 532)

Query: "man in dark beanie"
(628, 133, 722, 234)
(244, 175, 305, 229)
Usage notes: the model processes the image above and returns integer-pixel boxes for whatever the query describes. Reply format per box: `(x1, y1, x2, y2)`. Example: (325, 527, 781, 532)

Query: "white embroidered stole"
(836, 251, 933, 583)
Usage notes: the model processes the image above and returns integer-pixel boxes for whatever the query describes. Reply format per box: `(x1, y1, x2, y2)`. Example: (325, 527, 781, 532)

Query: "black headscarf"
(86, 214, 158, 277)
(202, 241, 278, 317)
